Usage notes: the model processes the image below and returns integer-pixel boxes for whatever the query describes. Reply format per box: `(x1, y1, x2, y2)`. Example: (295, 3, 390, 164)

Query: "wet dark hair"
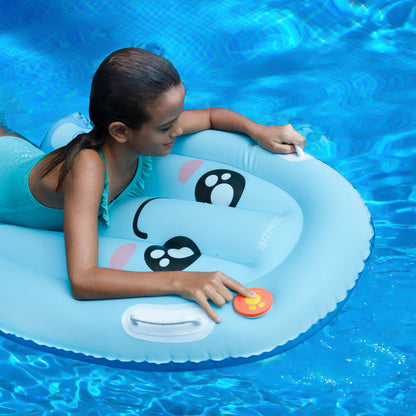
(43, 47, 181, 191)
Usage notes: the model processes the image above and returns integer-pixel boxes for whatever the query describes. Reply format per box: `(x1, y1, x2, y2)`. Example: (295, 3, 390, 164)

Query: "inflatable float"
(0, 113, 374, 371)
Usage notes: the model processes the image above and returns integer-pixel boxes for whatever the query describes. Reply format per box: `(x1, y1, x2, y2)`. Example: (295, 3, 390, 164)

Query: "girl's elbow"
(68, 272, 94, 300)
(70, 282, 89, 300)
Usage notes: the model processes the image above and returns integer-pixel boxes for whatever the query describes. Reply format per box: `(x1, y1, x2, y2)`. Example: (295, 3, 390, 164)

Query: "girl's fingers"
(222, 275, 256, 298)
(256, 124, 306, 154)
(205, 286, 229, 306)
(269, 142, 295, 154)
(184, 272, 257, 323)
(195, 294, 221, 323)
(210, 279, 234, 303)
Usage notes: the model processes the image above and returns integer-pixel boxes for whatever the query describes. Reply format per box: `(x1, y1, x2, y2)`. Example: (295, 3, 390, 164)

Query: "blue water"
(1, 0, 415, 414)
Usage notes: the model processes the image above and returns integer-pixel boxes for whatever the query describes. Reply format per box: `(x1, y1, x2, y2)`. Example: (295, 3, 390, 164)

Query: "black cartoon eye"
(144, 236, 201, 271)
(195, 169, 245, 207)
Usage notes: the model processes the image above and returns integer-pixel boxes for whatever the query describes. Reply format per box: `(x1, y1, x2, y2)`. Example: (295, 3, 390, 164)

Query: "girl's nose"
(170, 121, 183, 138)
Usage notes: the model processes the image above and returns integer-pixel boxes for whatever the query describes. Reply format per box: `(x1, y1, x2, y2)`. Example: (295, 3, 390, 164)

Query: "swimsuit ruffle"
(99, 155, 152, 226)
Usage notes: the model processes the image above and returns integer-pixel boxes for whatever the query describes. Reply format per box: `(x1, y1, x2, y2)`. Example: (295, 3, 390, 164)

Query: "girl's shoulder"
(67, 148, 106, 189)
(73, 148, 105, 172)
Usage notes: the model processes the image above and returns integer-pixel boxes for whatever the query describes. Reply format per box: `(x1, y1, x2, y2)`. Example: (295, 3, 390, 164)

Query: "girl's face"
(126, 83, 185, 156)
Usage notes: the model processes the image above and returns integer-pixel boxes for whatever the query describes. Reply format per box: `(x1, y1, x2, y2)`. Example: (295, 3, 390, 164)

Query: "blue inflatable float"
(0, 114, 374, 371)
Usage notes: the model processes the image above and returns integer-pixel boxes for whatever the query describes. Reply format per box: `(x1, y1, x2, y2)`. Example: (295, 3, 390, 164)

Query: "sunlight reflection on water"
(0, 0, 415, 414)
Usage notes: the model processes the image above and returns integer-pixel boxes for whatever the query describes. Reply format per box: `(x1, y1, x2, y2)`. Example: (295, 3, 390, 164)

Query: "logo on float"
(257, 217, 281, 250)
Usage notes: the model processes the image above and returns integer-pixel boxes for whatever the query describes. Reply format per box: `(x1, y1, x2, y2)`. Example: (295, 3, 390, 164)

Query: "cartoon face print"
(109, 237, 201, 272)
(195, 169, 245, 207)
(145, 236, 201, 271)
(131, 199, 201, 271)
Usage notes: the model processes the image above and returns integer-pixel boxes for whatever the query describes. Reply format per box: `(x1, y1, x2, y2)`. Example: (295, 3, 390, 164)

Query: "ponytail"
(42, 127, 105, 192)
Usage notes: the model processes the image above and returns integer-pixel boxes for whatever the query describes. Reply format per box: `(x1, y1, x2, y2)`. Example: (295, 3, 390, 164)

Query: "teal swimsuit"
(0, 136, 152, 230)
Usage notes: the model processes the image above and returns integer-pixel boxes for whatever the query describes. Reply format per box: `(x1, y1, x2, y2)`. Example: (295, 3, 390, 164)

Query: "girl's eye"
(160, 125, 172, 132)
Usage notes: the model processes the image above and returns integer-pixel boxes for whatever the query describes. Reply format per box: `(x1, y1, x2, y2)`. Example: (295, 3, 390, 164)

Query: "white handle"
(130, 314, 202, 327)
(294, 144, 304, 158)
(122, 304, 215, 343)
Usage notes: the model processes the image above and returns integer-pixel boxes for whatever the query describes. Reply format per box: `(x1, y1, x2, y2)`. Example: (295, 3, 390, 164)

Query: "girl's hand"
(172, 271, 256, 323)
(251, 124, 306, 154)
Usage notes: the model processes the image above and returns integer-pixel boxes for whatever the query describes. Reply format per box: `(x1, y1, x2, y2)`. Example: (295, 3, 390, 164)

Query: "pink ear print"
(178, 159, 204, 183)
(109, 243, 137, 270)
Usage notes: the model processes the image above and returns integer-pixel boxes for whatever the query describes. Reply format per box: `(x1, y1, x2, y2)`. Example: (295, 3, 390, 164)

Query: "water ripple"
(1, 1, 416, 415)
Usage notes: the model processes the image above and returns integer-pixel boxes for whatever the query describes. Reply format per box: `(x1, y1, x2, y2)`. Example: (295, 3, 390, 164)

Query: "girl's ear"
(108, 122, 129, 143)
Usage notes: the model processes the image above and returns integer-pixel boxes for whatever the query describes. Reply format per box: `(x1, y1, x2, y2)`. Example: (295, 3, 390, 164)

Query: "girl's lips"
(164, 140, 175, 147)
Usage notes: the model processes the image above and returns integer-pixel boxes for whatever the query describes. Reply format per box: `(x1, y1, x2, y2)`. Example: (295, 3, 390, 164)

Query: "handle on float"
(130, 314, 202, 327)
(294, 144, 304, 158)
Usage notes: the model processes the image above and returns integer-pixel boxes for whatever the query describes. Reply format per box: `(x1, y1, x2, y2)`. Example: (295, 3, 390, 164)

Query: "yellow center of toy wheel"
(244, 294, 261, 305)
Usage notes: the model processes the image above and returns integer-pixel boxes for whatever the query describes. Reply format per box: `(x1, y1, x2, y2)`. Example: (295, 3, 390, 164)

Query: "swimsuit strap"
(98, 148, 107, 165)
(97, 148, 110, 225)
(96, 149, 152, 226)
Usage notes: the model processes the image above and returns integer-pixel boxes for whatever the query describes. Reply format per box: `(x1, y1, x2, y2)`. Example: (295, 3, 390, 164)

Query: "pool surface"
(1, 0, 415, 414)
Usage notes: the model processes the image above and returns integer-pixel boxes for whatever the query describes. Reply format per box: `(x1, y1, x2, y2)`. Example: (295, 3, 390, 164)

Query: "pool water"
(1, 0, 415, 414)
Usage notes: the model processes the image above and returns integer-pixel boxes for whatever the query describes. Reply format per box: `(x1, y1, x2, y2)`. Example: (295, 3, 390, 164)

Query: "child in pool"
(0, 47, 305, 322)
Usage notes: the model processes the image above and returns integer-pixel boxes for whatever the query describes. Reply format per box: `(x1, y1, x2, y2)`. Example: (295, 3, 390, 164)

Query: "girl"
(0, 47, 305, 322)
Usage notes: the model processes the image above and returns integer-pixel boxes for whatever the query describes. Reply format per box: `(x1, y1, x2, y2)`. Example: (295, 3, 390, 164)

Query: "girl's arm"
(63, 150, 254, 323)
(179, 108, 306, 153)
